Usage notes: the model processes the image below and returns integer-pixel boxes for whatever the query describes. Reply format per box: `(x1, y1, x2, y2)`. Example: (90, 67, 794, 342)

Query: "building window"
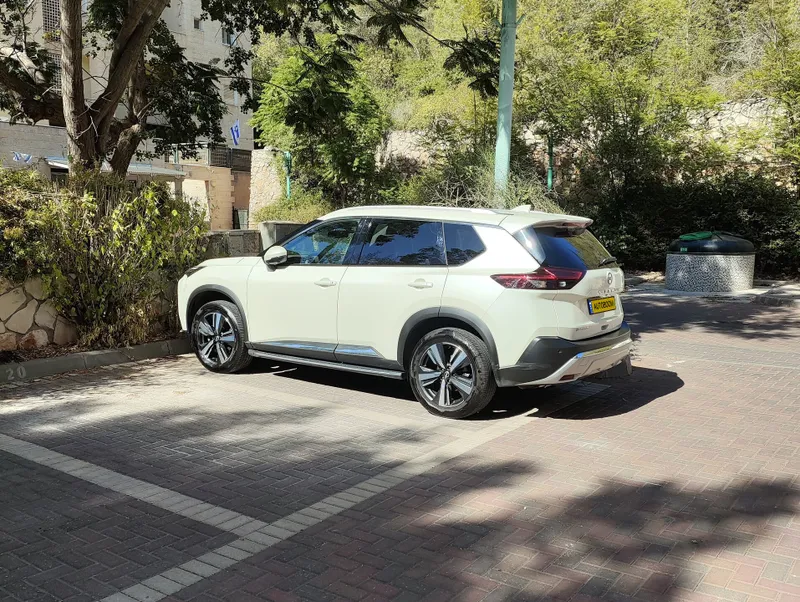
(222, 28, 237, 46)
(47, 53, 62, 93)
(233, 91, 240, 107)
(193, 18, 203, 30)
(42, 0, 60, 34)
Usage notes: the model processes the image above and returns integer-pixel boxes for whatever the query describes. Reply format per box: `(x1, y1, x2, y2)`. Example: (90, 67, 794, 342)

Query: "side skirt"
(247, 349, 405, 380)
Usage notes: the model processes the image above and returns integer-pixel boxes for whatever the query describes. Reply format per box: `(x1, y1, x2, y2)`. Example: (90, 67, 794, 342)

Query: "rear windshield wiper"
(598, 256, 618, 267)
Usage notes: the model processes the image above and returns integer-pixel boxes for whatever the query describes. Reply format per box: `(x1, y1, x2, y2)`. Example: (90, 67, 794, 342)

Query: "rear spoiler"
(510, 206, 593, 228)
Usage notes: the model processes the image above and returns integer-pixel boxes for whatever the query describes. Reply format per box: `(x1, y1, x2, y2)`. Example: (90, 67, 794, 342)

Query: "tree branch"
(0, 46, 47, 84)
(0, 51, 63, 123)
(90, 0, 169, 135)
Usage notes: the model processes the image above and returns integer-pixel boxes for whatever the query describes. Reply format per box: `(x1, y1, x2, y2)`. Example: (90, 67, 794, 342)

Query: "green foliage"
(388, 119, 563, 213)
(0, 168, 51, 283)
(517, 0, 722, 193)
(741, 0, 800, 186)
(37, 174, 208, 346)
(252, 187, 334, 224)
(251, 37, 390, 206)
(0, 168, 208, 347)
(581, 172, 800, 277)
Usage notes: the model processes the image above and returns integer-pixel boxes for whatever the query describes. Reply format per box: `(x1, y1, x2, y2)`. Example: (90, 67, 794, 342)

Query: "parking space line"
(98, 415, 544, 602)
(0, 433, 260, 534)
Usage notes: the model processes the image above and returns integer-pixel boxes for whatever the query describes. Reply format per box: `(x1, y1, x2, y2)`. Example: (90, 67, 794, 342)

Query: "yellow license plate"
(588, 296, 616, 315)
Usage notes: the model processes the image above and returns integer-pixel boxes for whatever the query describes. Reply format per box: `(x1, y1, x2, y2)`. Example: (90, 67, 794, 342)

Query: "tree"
(515, 0, 721, 197)
(252, 37, 389, 206)
(741, 0, 800, 192)
(0, 0, 497, 176)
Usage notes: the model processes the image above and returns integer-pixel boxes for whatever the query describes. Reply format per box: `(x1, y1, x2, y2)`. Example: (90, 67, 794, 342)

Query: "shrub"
(0, 168, 52, 283)
(0, 168, 208, 347)
(39, 174, 207, 346)
(578, 172, 800, 277)
(252, 187, 334, 224)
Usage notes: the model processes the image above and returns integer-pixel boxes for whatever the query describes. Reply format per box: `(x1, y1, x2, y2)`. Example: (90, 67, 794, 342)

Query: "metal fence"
(170, 144, 252, 172)
(208, 146, 252, 172)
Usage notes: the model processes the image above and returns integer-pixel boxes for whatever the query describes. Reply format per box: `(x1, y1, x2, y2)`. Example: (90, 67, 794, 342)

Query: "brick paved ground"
(1, 297, 799, 602)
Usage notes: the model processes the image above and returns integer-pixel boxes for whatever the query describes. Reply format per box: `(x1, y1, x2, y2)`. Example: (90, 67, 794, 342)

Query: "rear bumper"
(496, 322, 632, 387)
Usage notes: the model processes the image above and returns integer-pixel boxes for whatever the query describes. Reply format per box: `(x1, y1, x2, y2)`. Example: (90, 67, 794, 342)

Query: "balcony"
(170, 143, 251, 172)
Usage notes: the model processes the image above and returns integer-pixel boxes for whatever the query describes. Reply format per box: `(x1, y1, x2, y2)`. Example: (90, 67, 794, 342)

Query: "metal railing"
(170, 143, 251, 172)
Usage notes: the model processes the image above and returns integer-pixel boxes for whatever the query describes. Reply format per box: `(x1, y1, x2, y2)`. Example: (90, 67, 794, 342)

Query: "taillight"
(491, 267, 585, 290)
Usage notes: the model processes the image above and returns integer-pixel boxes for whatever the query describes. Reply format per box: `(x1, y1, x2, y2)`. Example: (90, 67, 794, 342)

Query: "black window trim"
(268, 215, 494, 267)
(347, 217, 447, 267)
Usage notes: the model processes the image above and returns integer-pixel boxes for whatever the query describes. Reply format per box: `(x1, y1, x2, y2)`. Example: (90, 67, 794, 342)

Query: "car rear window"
(444, 223, 486, 266)
(514, 226, 617, 270)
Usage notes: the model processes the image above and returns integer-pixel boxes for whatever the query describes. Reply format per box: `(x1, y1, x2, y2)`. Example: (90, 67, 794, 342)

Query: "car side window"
(283, 219, 360, 265)
(358, 219, 446, 266)
(444, 223, 486, 266)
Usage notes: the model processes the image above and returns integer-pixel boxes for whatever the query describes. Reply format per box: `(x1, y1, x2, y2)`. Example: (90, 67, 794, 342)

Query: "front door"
(247, 219, 361, 357)
(337, 218, 448, 366)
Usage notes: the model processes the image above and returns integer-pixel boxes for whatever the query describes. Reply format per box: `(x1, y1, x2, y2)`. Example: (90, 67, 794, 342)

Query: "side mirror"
(263, 245, 288, 266)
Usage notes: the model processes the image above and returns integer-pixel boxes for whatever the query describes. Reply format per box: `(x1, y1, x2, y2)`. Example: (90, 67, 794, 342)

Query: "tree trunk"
(60, 0, 95, 169)
(110, 124, 143, 175)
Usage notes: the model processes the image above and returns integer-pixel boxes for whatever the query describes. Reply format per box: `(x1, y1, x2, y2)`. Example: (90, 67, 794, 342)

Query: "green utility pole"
(547, 135, 554, 192)
(283, 151, 292, 199)
(494, 0, 519, 196)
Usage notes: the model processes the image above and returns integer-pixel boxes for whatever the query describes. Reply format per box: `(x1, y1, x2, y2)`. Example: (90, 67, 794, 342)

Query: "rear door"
(516, 225, 624, 340)
(336, 218, 448, 365)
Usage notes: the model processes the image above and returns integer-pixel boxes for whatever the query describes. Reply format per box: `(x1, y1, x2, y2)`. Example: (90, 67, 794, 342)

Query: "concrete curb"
(751, 294, 800, 308)
(0, 338, 192, 385)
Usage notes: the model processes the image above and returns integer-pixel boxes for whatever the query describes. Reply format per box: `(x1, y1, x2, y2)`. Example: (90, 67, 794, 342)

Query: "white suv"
(178, 205, 631, 418)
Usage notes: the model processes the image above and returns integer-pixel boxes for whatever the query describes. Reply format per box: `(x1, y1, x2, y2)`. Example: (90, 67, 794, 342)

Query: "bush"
(252, 187, 334, 224)
(0, 168, 208, 347)
(578, 172, 800, 277)
(39, 174, 208, 346)
(0, 168, 51, 283)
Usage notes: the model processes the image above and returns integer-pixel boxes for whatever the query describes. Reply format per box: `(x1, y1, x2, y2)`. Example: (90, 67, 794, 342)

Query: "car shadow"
(249, 360, 682, 422)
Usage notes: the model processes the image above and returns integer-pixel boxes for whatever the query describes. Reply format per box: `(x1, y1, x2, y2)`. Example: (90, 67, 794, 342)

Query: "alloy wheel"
(416, 341, 475, 411)
(195, 310, 236, 366)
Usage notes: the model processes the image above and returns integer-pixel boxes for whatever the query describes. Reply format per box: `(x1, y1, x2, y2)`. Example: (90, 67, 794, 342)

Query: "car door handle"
(409, 279, 434, 290)
(314, 278, 338, 288)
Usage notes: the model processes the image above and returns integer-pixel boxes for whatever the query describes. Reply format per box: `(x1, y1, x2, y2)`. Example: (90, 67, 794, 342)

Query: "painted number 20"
(5, 366, 26, 381)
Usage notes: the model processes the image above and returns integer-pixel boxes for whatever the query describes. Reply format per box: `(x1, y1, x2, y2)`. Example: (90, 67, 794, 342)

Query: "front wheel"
(409, 328, 497, 419)
(191, 300, 252, 373)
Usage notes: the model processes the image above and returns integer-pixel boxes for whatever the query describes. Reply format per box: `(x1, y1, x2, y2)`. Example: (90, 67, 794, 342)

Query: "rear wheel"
(409, 328, 496, 419)
(191, 300, 252, 373)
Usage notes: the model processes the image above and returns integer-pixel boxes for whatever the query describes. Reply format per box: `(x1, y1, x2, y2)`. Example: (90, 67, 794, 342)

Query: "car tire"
(409, 328, 497, 419)
(191, 300, 252, 374)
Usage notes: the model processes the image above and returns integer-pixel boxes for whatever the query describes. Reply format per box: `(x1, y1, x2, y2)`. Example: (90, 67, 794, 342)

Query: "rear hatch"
(514, 223, 625, 341)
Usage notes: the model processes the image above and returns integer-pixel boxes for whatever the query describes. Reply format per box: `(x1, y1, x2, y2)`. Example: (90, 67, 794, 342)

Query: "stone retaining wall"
(0, 278, 77, 352)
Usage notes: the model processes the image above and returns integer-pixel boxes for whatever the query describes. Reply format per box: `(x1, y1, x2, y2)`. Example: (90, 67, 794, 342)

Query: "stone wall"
(0, 278, 77, 352)
(249, 150, 284, 227)
(205, 230, 263, 258)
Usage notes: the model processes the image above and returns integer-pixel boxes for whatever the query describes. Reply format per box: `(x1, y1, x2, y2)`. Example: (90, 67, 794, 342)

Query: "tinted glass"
(275, 220, 318, 246)
(515, 226, 616, 270)
(444, 223, 486, 266)
(283, 220, 359, 265)
(358, 219, 445, 266)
